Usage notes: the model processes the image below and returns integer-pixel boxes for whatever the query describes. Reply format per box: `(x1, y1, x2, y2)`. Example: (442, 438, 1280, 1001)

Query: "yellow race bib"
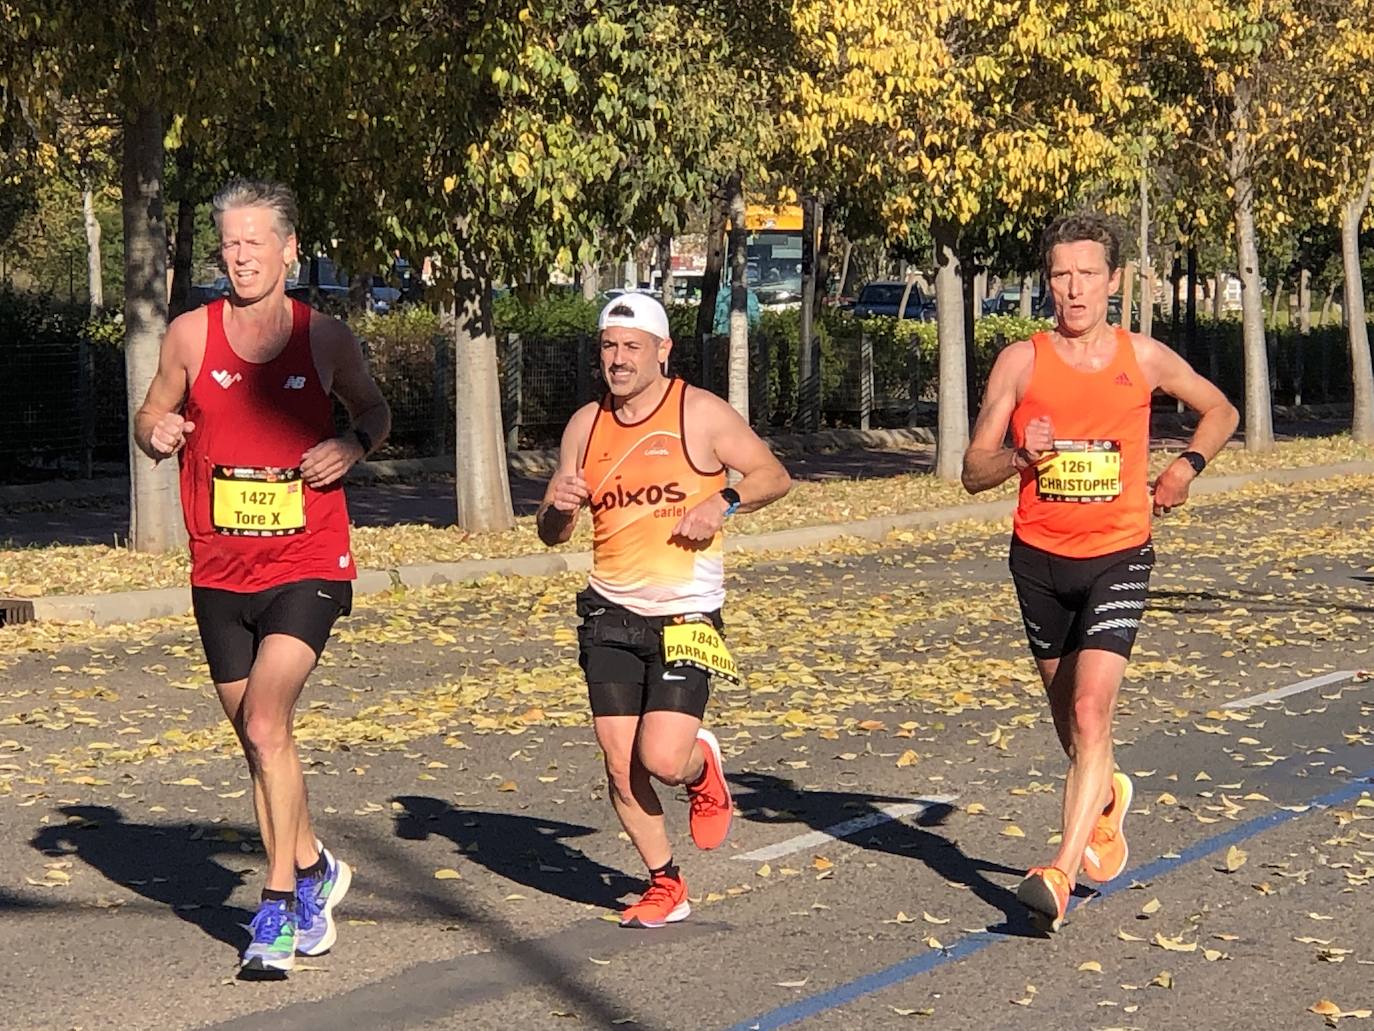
(663, 618, 739, 683)
(211, 466, 306, 536)
(1035, 440, 1122, 503)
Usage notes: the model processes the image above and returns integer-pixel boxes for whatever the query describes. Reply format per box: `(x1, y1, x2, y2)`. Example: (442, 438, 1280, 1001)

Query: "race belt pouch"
(211, 465, 307, 536)
(576, 593, 655, 649)
(1035, 439, 1122, 503)
(662, 614, 739, 683)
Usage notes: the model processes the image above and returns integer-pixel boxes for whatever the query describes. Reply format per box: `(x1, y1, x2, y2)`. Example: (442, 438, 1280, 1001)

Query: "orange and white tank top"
(581, 378, 726, 616)
(1010, 329, 1152, 558)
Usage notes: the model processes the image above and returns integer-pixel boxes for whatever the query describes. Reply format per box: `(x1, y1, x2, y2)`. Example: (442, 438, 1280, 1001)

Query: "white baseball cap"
(598, 291, 671, 341)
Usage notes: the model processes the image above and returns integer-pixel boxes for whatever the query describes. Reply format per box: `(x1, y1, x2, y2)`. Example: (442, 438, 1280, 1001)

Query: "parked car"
(852, 280, 934, 320)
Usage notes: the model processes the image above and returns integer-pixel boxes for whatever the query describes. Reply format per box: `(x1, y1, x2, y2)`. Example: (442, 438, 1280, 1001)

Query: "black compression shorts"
(1009, 536, 1154, 660)
(575, 587, 720, 719)
(191, 578, 353, 683)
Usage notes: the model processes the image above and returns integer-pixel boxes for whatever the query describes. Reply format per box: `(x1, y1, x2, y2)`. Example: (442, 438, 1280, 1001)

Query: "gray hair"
(211, 178, 299, 240)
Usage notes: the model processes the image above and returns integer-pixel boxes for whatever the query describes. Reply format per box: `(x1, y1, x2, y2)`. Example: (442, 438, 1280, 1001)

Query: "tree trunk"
(933, 220, 968, 480)
(813, 203, 832, 313)
(836, 237, 854, 298)
(167, 148, 196, 318)
(1019, 271, 1034, 318)
(1139, 162, 1154, 340)
(1230, 77, 1274, 451)
(1213, 270, 1224, 319)
(657, 232, 674, 306)
(726, 174, 750, 421)
(451, 220, 515, 531)
(580, 260, 599, 301)
(695, 181, 729, 346)
(1295, 265, 1311, 406)
(123, 106, 184, 553)
(1320, 284, 1335, 328)
(896, 273, 917, 324)
(972, 269, 987, 321)
(798, 193, 816, 412)
(1121, 261, 1134, 330)
(83, 185, 103, 316)
(1186, 245, 1198, 367)
(1342, 154, 1374, 442)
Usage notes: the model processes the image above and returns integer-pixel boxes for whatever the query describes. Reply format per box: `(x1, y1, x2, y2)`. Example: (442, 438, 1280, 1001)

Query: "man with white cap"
(538, 291, 791, 927)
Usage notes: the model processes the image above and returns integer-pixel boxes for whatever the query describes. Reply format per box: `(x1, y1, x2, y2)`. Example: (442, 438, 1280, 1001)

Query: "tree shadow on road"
(30, 804, 255, 948)
(729, 772, 1049, 938)
(392, 795, 639, 908)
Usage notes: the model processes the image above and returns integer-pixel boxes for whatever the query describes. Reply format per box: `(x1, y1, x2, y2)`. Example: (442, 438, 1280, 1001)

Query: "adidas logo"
(283, 375, 307, 390)
(211, 369, 242, 390)
(1113, 372, 1132, 387)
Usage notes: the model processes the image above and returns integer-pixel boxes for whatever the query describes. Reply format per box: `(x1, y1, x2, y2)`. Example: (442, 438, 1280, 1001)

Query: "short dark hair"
(1040, 212, 1122, 276)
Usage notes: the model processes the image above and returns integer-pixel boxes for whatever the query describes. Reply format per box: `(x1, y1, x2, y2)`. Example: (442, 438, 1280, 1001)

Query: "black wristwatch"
(353, 427, 374, 455)
(1179, 450, 1206, 476)
(719, 487, 741, 517)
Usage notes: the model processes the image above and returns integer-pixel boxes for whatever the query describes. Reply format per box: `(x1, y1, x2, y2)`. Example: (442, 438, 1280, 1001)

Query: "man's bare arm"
(537, 403, 599, 546)
(962, 340, 1034, 494)
(133, 314, 197, 461)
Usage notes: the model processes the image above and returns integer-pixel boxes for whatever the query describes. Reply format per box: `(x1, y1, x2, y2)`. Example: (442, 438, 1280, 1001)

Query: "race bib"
(663, 618, 739, 683)
(1035, 440, 1122, 503)
(211, 466, 306, 536)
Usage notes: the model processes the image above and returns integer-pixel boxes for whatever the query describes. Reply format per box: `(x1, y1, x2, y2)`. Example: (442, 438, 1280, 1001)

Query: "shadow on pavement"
(392, 795, 639, 908)
(729, 771, 1049, 938)
(30, 804, 255, 948)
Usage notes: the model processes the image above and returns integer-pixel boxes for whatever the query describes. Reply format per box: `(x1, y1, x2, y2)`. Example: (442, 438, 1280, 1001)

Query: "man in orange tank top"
(133, 180, 391, 973)
(538, 292, 790, 928)
(962, 213, 1237, 930)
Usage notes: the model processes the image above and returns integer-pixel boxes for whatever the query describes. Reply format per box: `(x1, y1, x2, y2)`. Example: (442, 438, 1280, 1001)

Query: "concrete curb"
(28, 458, 1374, 627)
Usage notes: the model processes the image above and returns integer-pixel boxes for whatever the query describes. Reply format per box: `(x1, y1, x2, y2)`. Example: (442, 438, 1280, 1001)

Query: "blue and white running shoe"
(241, 898, 298, 973)
(295, 845, 353, 956)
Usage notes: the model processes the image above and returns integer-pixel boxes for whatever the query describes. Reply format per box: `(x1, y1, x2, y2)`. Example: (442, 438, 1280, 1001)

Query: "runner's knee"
(636, 743, 692, 785)
(1070, 691, 1113, 744)
(243, 712, 293, 762)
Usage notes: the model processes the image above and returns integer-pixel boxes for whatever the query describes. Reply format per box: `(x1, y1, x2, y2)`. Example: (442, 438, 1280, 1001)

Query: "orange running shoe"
(687, 728, 733, 850)
(619, 871, 690, 929)
(1016, 866, 1071, 931)
(1082, 771, 1133, 884)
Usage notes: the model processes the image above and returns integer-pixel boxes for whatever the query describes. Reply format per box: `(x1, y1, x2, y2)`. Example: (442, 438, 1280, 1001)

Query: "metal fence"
(0, 320, 1361, 484)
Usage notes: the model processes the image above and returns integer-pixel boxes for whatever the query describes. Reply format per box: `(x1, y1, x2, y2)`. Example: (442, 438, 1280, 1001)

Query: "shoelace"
(295, 877, 324, 930)
(631, 878, 680, 912)
(248, 900, 292, 943)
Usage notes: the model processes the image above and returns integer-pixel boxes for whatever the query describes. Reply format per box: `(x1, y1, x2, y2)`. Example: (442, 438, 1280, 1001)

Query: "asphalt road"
(4, 474, 1374, 1030)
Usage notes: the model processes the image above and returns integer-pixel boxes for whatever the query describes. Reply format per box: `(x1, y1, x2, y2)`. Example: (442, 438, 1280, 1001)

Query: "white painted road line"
(733, 798, 958, 863)
(1223, 670, 1361, 710)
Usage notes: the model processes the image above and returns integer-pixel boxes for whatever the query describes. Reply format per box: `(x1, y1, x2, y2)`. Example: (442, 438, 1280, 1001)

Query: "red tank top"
(179, 298, 355, 591)
(1010, 329, 1152, 558)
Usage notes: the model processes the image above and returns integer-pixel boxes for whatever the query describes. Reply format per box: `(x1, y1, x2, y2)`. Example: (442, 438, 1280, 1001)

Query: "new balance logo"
(211, 369, 242, 390)
(1114, 372, 1132, 387)
(283, 375, 307, 390)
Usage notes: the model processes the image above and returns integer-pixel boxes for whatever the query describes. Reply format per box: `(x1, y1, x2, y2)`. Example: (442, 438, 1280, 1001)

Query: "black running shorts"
(191, 579, 353, 684)
(575, 587, 718, 719)
(1009, 536, 1154, 660)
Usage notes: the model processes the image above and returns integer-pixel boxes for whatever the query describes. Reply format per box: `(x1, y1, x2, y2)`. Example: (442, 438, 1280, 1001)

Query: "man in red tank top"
(963, 213, 1237, 930)
(537, 292, 790, 929)
(133, 179, 391, 974)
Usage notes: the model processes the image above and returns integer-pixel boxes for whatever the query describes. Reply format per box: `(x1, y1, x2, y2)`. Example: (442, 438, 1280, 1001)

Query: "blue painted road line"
(722, 764, 1374, 1031)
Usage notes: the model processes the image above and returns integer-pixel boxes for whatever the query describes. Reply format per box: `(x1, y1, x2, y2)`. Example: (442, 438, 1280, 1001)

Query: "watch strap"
(1179, 450, 1206, 475)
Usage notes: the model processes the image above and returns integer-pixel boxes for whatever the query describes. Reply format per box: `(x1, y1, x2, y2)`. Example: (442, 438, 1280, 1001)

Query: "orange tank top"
(1010, 329, 1152, 558)
(580, 378, 727, 616)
